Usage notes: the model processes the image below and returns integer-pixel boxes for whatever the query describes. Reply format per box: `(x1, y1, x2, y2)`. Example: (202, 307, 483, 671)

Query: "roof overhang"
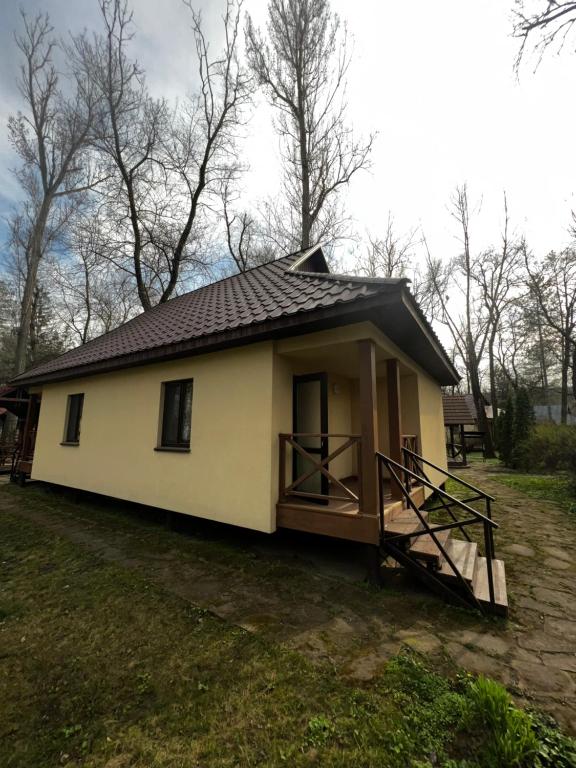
(13, 288, 460, 388)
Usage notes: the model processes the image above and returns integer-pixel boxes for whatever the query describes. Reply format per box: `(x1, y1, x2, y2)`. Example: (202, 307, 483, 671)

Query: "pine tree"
(512, 387, 534, 468)
(499, 391, 515, 467)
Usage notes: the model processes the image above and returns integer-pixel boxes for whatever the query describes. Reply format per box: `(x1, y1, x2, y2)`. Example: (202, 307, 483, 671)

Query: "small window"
(160, 380, 193, 449)
(63, 393, 84, 444)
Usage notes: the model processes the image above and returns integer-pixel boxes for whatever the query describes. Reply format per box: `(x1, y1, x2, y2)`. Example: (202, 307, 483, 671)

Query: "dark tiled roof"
(13, 247, 459, 386)
(14, 250, 407, 385)
(443, 394, 478, 425)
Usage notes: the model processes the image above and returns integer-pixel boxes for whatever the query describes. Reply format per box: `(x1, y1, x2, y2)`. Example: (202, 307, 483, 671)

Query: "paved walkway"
(2, 463, 575, 733)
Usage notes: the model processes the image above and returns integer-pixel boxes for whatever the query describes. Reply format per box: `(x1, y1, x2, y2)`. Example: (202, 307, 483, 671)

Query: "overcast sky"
(1, 0, 575, 271)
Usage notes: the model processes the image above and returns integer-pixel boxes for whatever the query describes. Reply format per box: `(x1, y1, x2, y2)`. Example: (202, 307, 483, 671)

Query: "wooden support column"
(386, 358, 403, 500)
(460, 424, 467, 466)
(358, 339, 379, 518)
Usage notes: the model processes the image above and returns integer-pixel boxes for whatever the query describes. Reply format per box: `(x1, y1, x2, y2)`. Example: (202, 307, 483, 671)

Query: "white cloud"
(1, 0, 575, 265)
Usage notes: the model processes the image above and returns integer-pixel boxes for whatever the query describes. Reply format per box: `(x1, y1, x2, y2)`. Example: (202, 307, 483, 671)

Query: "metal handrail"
(402, 448, 473, 542)
(378, 450, 497, 609)
(402, 447, 495, 501)
(378, 452, 484, 611)
(379, 452, 497, 528)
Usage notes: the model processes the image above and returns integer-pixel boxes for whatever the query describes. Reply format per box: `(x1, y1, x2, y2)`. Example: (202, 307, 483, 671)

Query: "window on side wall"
(159, 379, 193, 450)
(63, 393, 84, 445)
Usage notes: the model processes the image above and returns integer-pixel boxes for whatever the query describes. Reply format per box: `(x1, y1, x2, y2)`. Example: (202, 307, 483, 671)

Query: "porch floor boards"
(277, 476, 425, 544)
(279, 477, 423, 516)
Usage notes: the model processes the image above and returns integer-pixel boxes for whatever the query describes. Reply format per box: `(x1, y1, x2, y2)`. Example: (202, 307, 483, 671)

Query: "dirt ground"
(1, 462, 575, 734)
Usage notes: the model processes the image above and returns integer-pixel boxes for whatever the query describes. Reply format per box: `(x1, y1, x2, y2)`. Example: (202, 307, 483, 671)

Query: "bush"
(514, 423, 576, 477)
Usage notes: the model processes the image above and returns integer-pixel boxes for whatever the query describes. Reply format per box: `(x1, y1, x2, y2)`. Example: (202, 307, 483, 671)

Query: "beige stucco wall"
(32, 342, 278, 532)
(31, 319, 448, 534)
(414, 371, 447, 489)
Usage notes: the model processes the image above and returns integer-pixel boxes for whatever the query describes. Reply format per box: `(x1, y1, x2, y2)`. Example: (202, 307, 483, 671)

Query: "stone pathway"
(2, 464, 576, 733)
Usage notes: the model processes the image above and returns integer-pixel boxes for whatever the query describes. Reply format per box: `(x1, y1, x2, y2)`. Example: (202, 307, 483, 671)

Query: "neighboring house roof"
(0, 384, 30, 419)
(443, 394, 478, 425)
(13, 246, 460, 387)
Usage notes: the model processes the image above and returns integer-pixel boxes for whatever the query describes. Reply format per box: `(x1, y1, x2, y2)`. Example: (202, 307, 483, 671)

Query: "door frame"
(292, 372, 329, 497)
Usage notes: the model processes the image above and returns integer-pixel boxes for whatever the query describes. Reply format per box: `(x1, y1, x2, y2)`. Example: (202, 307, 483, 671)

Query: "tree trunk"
(536, 312, 551, 421)
(560, 336, 569, 425)
(572, 345, 576, 407)
(13, 201, 50, 376)
(296, 71, 311, 250)
(488, 330, 498, 417)
(468, 338, 495, 458)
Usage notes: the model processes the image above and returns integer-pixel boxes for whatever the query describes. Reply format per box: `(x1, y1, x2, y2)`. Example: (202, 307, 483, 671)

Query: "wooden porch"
(277, 433, 425, 544)
(276, 338, 419, 538)
(274, 339, 508, 615)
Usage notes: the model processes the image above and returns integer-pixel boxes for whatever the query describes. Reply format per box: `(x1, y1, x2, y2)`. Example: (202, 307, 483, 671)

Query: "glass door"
(292, 373, 328, 498)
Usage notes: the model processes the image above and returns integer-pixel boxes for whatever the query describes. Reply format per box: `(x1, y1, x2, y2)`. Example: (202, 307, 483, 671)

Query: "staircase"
(377, 449, 508, 617)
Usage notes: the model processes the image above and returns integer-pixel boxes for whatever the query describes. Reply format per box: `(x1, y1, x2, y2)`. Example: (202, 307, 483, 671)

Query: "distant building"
(533, 404, 576, 426)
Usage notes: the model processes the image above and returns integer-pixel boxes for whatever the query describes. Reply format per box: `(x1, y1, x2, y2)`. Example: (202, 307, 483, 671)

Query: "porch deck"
(277, 474, 426, 544)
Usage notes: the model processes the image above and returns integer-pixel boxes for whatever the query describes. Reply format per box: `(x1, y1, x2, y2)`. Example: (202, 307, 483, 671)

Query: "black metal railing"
(377, 448, 499, 612)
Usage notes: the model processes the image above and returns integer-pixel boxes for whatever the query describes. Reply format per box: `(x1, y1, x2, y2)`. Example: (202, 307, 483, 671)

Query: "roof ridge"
(295, 270, 409, 286)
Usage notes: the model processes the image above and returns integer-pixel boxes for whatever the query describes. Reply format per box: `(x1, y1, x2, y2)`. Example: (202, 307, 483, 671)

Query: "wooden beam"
(460, 424, 467, 465)
(358, 339, 379, 517)
(276, 503, 380, 544)
(386, 358, 403, 500)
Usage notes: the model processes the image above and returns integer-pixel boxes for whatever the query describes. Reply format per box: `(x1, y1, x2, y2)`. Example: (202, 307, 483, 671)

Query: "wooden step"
(437, 539, 478, 583)
(409, 530, 451, 566)
(473, 557, 508, 616)
(385, 509, 428, 537)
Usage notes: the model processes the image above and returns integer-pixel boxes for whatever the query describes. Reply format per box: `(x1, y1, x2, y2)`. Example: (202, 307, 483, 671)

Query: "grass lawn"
(1, 493, 575, 767)
(445, 457, 576, 515)
(489, 472, 576, 515)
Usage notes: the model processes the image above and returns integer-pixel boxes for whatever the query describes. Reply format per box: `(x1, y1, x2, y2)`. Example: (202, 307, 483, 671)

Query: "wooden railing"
(401, 434, 420, 490)
(0, 443, 16, 472)
(446, 440, 465, 461)
(279, 433, 362, 509)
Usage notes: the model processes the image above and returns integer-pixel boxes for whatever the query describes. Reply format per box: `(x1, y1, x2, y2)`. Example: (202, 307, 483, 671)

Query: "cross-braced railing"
(279, 433, 362, 509)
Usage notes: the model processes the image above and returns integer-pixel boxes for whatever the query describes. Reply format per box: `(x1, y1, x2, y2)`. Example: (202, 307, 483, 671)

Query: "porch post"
(386, 358, 403, 500)
(460, 424, 467, 466)
(358, 339, 379, 517)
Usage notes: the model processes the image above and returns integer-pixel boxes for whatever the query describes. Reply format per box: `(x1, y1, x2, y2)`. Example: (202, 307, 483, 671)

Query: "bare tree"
(524, 246, 576, 423)
(470, 195, 522, 415)
(246, 0, 373, 252)
(220, 181, 271, 271)
(8, 12, 97, 376)
(356, 214, 418, 279)
(422, 187, 498, 455)
(514, 1, 576, 68)
(73, 0, 251, 310)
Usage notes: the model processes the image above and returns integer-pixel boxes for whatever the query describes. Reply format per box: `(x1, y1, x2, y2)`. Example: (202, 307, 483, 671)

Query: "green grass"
(1, 491, 574, 767)
(489, 472, 576, 514)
